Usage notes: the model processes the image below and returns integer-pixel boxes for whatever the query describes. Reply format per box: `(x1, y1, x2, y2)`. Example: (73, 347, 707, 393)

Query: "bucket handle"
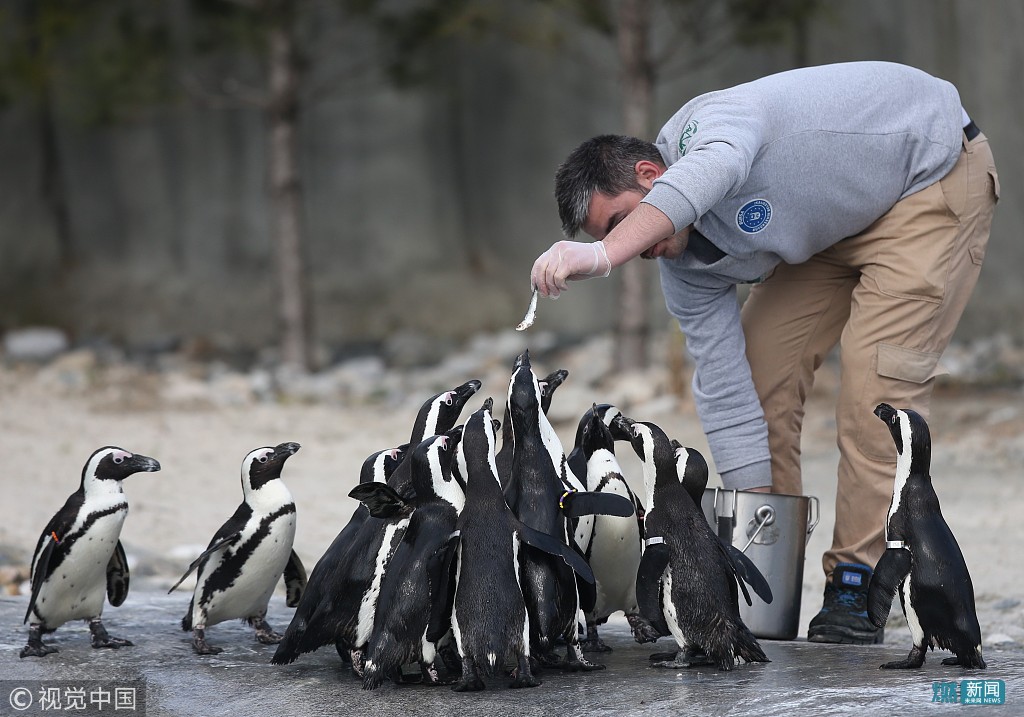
(739, 505, 775, 553)
(806, 496, 820, 545)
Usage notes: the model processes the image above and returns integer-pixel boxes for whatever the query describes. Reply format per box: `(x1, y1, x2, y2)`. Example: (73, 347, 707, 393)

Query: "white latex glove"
(530, 240, 611, 298)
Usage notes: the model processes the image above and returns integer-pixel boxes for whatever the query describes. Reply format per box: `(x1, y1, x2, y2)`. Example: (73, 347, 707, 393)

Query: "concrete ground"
(2, 593, 1021, 717)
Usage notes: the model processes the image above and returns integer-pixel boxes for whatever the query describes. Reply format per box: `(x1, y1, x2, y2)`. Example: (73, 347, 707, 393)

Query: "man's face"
(582, 188, 689, 261)
(581, 190, 646, 241)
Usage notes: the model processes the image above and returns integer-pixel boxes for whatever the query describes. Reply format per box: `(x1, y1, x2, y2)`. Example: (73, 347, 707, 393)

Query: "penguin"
(170, 442, 306, 655)
(502, 351, 614, 672)
(444, 403, 596, 691)
(497, 368, 568, 489)
(270, 445, 405, 666)
(568, 404, 645, 652)
(20, 447, 161, 658)
(390, 380, 482, 498)
(619, 416, 769, 671)
(867, 403, 985, 670)
(272, 379, 480, 668)
(351, 428, 465, 689)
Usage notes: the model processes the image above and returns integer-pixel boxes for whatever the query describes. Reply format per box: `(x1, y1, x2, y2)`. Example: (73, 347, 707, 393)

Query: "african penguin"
(170, 442, 306, 655)
(569, 404, 644, 652)
(867, 403, 985, 669)
(352, 428, 465, 689)
(502, 351, 603, 672)
(497, 368, 568, 488)
(272, 379, 479, 667)
(619, 416, 769, 671)
(445, 403, 595, 691)
(20, 447, 160, 658)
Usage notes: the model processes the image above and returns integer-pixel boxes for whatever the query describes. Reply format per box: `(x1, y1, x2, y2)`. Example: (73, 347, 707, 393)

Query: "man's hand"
(530, 240, 611, 298)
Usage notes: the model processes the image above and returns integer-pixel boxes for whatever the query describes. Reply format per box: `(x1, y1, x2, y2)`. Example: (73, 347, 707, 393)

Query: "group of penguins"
(19, 349, 988, 686)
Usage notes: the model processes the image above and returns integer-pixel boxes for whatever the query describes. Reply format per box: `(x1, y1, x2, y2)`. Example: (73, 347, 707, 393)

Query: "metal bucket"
(701, 488, 819, 640)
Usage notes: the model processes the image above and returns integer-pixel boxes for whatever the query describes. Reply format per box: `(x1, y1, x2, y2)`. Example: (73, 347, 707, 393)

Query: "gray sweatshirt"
(643, 61, 964, 488)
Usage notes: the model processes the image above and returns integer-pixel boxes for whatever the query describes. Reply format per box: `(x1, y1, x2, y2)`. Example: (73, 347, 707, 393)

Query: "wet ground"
(2, 593, 1021, 717)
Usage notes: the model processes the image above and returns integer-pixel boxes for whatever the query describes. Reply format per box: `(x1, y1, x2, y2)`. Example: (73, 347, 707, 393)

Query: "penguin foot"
(20, 641, 59, 658)
(453, 656, 486, 692)
(650, 650, 708, 669)
(255, 630, 283, 645)
(535, 650, 564, 668)
(335, 640, 353, 665)
(350, 649, 366, 678)
(508, 655, 541, 688)
(629, 616, 664, 644)
(880, 645, 926, 669)
(191, 629, 223, 655)
(564, 642, 605, 672)
(420, 661, 456, 686)
(251, 617, 282, 644)
(92, 636, 134, 650)
(941, 654, 987, 669)
(453, 677, 486, 692)
(20, 626, 59, 658)
(580, 637, 612, 653)
(88, 619, 133, 649)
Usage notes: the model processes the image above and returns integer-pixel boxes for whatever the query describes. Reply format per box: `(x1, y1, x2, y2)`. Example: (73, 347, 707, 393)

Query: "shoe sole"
(807, 626, 884, 645)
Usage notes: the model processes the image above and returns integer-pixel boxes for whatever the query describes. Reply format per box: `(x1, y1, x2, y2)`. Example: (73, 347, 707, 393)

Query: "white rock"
(3, 327, 70, 362)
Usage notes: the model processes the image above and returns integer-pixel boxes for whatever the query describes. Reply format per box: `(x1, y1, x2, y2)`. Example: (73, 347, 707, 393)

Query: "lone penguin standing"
(868, 404, 985, 669)
(170, 442, 306, 655)
(21, 446, 161, 658)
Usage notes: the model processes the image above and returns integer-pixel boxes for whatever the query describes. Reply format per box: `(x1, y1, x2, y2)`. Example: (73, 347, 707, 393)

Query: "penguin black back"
(868, 404, 985, 669)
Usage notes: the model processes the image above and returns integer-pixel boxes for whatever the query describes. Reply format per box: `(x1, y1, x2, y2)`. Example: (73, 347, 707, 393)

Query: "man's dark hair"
(554, 134, 664, 238)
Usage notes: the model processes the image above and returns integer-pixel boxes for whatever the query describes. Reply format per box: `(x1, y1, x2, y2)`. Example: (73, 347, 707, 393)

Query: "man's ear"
(634, 160, 665, 190)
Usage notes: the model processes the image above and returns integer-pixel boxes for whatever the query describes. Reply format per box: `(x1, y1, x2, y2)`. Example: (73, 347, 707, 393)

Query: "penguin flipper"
(565, 448, 588, 492)
(24, 533, 59, 624)
(284, 550, 307, 607)
(720, 541, 773, 605)
(635, 541, 671, 636)
(106, 540, 131, 607)
(425, 532, 460, 644)
(348, 482, 414, 519)
(167, 533, 239, 594)
(868, 547, 912, 628)
(559, 491, 636, 519)
(516, 522, 596, 584)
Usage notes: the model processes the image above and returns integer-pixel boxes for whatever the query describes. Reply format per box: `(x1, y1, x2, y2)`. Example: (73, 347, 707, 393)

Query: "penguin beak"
(611, 413, 635, 440)
(129, 454, 161, 474)
(273, 442, 301, 460)
(454, 379, 483, 403)
(873, 403, 896, 422)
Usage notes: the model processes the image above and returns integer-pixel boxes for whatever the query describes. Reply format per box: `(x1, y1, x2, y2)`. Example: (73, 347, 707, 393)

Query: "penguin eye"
(444, 392, 454, 406)
(891, 415, 897, 425)
(257, 454, 269, 464)
(113, 456, 124, 465)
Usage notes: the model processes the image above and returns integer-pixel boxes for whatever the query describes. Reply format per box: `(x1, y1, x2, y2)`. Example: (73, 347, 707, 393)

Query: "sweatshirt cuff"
(642, 183, 699, 233)
(720, 460, 772, 490)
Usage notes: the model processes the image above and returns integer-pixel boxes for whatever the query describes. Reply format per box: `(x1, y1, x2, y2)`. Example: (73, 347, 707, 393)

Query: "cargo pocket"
(972, 169, 1000, 265)
(876, 343, 945, 384)
(856, 343, 945, 462)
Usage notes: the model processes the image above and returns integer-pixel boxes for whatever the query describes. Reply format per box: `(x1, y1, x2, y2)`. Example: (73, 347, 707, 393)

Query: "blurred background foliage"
(0, 0, 1019, 372)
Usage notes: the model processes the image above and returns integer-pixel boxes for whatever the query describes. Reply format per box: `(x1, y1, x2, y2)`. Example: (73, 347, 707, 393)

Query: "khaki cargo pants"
(740, 130, 999, 579)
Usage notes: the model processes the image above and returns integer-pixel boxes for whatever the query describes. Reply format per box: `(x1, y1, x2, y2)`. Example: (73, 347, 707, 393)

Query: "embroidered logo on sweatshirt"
(678, 120, 699, 155)
(736, 199, 772, 234)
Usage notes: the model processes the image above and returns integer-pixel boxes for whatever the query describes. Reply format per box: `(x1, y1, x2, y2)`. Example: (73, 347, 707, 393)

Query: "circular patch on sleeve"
(736, 199, 772, 234)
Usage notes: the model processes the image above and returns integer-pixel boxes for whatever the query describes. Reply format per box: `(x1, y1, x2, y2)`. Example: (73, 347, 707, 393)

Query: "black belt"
(964, 120, 981, 141)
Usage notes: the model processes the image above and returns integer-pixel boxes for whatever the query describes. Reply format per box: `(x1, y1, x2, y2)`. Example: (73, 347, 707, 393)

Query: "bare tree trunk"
(615, 0, 653, 370)
(267, 10, 313, 371)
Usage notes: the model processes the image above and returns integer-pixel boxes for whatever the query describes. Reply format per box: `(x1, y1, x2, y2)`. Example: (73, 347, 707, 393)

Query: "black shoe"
(807, 563, 884, 644)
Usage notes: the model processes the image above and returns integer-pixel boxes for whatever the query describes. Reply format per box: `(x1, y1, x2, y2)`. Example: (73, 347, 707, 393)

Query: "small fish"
(516, 288, 539, 331)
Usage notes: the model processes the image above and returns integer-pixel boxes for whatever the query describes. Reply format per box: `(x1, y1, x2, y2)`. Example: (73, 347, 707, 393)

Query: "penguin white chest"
(200, 513, 296, 626)
(661, 567, 688, 650)
(35, 508, 127, 628)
